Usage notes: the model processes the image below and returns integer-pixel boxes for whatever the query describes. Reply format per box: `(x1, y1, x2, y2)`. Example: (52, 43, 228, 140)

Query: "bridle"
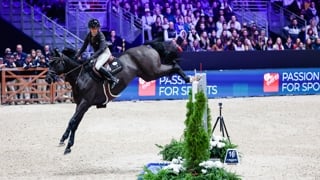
(49, 54, 84, 80)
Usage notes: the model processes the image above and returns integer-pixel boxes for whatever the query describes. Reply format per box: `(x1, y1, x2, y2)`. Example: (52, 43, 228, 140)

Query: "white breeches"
(95, 48, 111, 70)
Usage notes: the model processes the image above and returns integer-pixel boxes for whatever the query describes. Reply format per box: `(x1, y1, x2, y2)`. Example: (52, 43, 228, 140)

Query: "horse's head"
(45, 48, 80, 84)
(45, 49, 65, 84)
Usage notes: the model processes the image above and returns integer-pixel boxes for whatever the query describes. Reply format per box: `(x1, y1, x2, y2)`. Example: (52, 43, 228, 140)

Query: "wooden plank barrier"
(0, 68, 73, 105)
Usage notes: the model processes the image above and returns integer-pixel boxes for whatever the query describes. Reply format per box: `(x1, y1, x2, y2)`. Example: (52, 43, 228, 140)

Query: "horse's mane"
(62, 47, 77, 59)
(144, 40, 181, 64)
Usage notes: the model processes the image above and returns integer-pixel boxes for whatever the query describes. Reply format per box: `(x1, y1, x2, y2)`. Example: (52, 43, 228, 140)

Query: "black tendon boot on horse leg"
(99, 67, 119, 89)
(172, 61, 190, 83)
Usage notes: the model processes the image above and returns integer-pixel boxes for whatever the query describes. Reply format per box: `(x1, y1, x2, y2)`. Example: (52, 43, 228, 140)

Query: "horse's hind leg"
(172, 63, 190, 83)
(59, 126, 71, 146)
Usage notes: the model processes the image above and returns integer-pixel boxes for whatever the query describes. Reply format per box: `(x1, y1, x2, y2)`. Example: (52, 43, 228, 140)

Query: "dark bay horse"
(45, 42, 192, 154)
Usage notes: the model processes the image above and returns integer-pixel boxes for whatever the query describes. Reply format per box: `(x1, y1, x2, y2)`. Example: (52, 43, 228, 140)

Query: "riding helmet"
(88, 19, 100, 28)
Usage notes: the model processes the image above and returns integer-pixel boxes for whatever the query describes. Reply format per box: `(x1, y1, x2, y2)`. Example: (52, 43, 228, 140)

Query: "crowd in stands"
(109, 0, 320, 51)
(11, 0, 320, 52)
(0, 44, 71, 105)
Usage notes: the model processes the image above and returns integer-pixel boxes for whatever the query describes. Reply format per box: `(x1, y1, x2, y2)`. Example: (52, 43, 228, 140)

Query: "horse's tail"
(144, 39, 181, 65)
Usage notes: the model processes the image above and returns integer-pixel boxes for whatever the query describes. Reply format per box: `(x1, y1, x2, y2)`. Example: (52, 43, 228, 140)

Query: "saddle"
(88, 56, 123, 82)
(85, 56, 122, 109)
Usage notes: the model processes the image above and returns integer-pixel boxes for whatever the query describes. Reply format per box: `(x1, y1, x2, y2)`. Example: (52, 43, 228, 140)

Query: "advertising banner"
(116, 68, 320, 101)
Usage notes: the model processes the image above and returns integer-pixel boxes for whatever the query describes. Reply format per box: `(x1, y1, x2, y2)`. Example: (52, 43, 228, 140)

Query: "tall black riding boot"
(98, 67, 119, 89)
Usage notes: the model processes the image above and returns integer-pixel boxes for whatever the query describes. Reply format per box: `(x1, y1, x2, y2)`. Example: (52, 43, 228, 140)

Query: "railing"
(233, 0, 269, 12)
(107, 1, 143, 43)
(0, 0, 83, 50)
(232, 0, 269, 35)
(0, 68, 72, 104)
(268, 2, 307, 38)
(67, 0, 108, 12)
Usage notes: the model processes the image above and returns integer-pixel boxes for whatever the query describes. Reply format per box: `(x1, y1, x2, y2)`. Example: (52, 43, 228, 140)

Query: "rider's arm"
(90, 32, 107, 59)
(75, 34, 90, 58)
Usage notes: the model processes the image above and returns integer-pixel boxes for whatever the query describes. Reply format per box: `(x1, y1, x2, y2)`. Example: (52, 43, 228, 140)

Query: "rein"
(56, 54, 86, 79)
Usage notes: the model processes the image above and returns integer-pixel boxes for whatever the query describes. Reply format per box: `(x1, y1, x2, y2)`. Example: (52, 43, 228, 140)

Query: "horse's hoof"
(64, 148, 71, 155)
(59, 142, 65, 146)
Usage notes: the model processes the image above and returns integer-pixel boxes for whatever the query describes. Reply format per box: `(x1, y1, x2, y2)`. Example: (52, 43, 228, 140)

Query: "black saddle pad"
(109, 58, 123, 75)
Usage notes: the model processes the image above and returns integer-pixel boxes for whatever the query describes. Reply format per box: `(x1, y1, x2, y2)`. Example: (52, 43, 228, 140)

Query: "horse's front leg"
(59, 101, 90, 154)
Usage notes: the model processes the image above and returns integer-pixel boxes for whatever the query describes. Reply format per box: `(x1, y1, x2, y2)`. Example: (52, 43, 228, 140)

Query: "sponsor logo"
(138, 78, 156, 96)
(263, 73, 279, 92)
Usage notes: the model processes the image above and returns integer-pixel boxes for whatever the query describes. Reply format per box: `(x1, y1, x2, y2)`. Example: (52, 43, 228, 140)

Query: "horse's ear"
(53, 48, 61, 57)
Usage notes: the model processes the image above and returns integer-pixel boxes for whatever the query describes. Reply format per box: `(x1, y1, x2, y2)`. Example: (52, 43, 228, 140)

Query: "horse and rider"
(45, 18, 192, 154)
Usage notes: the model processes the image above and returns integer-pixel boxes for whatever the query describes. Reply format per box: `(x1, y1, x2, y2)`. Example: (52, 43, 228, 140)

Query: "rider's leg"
(95, 48, 119, 89)
(99, 67, 119, 89)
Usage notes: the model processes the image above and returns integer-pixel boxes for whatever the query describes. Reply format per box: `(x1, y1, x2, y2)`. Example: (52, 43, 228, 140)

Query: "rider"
(75, 18, 119, 89)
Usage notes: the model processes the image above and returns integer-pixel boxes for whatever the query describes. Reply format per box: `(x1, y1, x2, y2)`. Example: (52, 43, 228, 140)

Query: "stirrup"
(110, 78, 119, 89)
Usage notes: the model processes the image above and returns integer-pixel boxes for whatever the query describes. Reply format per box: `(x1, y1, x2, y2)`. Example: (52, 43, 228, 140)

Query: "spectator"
(228, 15, 241, 32)
(295, 41, 306, 50)
(211, 38, 224, 51)
(4, 55, 18, 104)
(199, 31, 211, 51)
(243, 38, 255, 51)
(212, 1, 221, 20)
(206, 16, 216, 33)
(305, 27, 317, 43)
(220, 29, 231, 44)
(220, 0, 234, 20)
(273, 37, 285, 50)
(217, 22, 231, 38)
(43, 45, 52, 61)
(152, 6, 164, 23)
(259, 29, 269, 43)
(312, 38, 320, 50)
(293, 37, 302, 49)
(305, 38, 313, 49)
(141, 8, 154, 41)
(255, 39, 266, 51)
(151, 16, 164, 40)
(209, 29, 218, 47)
(164, 21, 178, 42)
(191, 39, 203, 52)
(196, 22, 208, 36)
(163, 7, 176, 24)
(30, 49, 37, 61)
(306, 18, 319, 39)
(283, 18, 303, 42)
(162, 17, 170, 30)
(224, 38, 236, 51)
(131, 3, 141, 18)
(216, 15, 226, 32)
(188, 26, 201, 48)
(265, 38, 274, 50)
(230, 29, 239, 41)
(283, 36, 294, 49)
(234, 39, 245, 51)
(252, 30, 260, 42)
(4, 47, 11, 55)
(14, 44, 27, 67)
(176, 30, 192, 52)
(0, 57, 4, 69)
(174, 16, 187, 34)
(304, 1, 319, 24)
(107, 30, 123, 53)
